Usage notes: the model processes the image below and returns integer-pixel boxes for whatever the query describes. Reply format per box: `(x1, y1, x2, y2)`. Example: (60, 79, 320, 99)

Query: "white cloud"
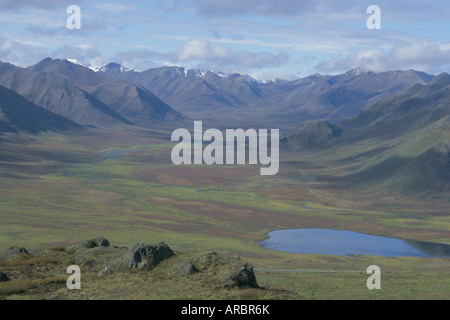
(249, 70, 299, 82)
(112, 49, 165, 70)
(317, 41, 450, 74)
(52, 43, 105, 67)
(0, 37, 48, 66)
(171, 39, 289, 72)
(2, 0, 450, 77)
(176, 39, 218, 61)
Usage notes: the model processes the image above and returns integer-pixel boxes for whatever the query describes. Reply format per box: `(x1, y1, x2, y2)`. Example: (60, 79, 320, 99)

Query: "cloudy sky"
(1, 0, 450, 80)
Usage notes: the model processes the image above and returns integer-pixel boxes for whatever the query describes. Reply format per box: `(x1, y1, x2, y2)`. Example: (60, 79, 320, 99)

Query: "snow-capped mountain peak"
(66, 59, 87, 67)
(94, 63, 133, 73)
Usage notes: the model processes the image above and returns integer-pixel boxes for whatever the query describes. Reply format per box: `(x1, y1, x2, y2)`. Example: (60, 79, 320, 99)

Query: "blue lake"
(260, 229, 450, 258)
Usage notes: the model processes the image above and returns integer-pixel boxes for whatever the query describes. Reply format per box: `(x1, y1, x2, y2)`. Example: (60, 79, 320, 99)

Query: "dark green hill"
(285, 73, 450, 194)
(281, 121, 342, 149)
(349, 142, 450, 193)
(342, 74, 450, 193)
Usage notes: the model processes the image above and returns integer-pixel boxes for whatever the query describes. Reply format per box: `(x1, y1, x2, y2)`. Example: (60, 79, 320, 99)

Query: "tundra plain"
(1, 125, 449, 299)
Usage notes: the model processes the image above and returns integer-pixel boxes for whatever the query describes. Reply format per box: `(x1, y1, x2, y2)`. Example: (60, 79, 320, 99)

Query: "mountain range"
(0, 58, 437, 131)
(100, 63, 434, 125)
(0, 57, 449, 194)
(0, 59, 183, 128)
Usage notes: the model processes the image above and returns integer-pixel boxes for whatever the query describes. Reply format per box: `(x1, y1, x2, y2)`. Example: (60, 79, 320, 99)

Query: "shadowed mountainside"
(283, 73, 450, 194)
(0, 85, 80, 134)
(28, 58, 184, 125)
(281, 121, 342, 150)
(0, 59, 184, 128)
(0, 61, 131, 128)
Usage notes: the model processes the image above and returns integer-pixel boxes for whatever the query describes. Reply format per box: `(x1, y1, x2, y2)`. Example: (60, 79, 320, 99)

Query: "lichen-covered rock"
(223, 263, 258, 288)
(171, 260, 198, 275)
(0, 247, 31, 260)
(191, 252, 259, 288)
(193, 252, 224, 271)
(79, 237, 110, 249)
(66, 237, 125, 270)
(99, 242, 174, 276)
(127, 243, 174, 270)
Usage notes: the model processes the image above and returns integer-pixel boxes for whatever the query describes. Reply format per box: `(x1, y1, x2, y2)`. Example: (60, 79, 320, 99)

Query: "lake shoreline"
(259, 228, 450, 258)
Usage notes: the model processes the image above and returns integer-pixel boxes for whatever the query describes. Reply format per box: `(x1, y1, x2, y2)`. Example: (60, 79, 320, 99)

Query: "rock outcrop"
(0, 247, 30, 260)
(99, 242, 174, 276)
(78, 237, 111, 249)
(191, 252, 258, 288)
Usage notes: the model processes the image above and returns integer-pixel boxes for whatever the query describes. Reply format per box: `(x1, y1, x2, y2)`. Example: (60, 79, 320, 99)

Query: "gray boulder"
(171, 260, 198, 275)
(66, 237, 125, 269)
(66, 236, 111, 254)
(0, 247, 31, 260)
(99, 242, 174, 276)
(192, 252, 259, 288)
(79, 237, 110, 249)
(223, 263, 258, 288)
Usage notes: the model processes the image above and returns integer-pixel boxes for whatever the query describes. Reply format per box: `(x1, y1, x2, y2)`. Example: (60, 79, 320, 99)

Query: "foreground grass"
(0, 244, 299, 300)
(257, 270, 450, 300)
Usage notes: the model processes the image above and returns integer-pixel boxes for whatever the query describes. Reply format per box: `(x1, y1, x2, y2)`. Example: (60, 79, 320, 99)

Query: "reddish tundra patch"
(170, 199, 338, 233)
(134, 165, 259, 187)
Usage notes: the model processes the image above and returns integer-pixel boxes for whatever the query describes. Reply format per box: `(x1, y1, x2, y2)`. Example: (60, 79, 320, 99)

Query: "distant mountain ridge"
(101, 65, 251, 121)
(0, 58, 438, 131)
(98, 63, 434, 124)
(0, 58, 184, 128)
(27, 58, 184, 126)
(0, 61, 130, 128)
